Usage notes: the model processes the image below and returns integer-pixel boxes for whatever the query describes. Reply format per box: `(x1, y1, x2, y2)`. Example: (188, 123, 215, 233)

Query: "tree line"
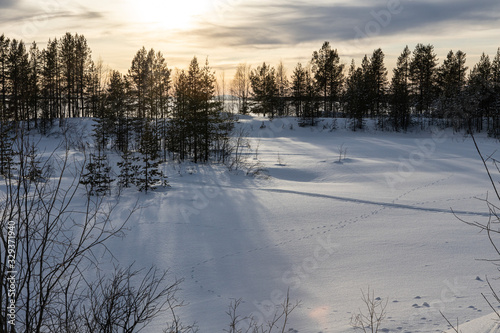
(2, 33, 500, 163)
(235, 42, 500, 134)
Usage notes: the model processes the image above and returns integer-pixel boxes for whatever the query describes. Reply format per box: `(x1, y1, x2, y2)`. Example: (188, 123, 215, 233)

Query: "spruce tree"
(80, 150, 114, 196)
(135, 121, 164, 192)
(117, 148, 139, 190)
(0, 123, 15, 178)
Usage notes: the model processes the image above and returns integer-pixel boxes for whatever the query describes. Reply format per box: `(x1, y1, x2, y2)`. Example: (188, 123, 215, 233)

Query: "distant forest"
(1, 32, 500, 155)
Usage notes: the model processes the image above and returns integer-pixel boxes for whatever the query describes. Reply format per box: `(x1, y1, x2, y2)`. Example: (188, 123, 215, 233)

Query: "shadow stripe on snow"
(259, 188, 490, 217)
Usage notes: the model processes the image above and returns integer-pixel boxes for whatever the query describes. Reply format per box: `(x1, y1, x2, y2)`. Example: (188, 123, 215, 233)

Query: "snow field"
(32, 116, 500, 332)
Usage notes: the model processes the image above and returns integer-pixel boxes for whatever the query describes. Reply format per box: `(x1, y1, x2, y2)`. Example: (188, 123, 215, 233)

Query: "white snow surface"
(41, 116, 500, 332)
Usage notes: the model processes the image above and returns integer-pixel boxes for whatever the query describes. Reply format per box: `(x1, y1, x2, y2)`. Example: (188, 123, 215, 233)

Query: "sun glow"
(128, 0, 211, 31)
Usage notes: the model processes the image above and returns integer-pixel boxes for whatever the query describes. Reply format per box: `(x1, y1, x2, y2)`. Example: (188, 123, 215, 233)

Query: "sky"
(1, 0, 500, 79)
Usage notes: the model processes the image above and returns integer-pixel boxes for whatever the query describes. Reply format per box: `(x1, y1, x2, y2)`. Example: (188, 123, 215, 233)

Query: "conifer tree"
(80, 150, 114, 196)
(117, 148, 139, 190)
(467, 53, 493, 132)
(40, 38, 61, 132)
(128, 47, 149, 119)
(0, 34, 9, 117)
(250, 62, 278, 118)
(0, 124, 15, 178)
(291, 62, 307, 119)
(106, 70, 132, 153)
(344, 60, 367, 130)
(311, 41, 344, 116)
(491, 48, 500, 137)
(0, 34, 15, 177)
(8, 39, 30, 123)
(74, 34, 92, 117)
(135, 121, 164, 192)
(28, 42, 41, 129)
(368, 48, 388, 117)
(25, 142, 44, 182)
(291, 62, 318, 124)
(59, 33, 76, 120)
(390, 46, 412, 131)
(410, 44, 438, 116)
(436, 50, 468, 125)
(168, 57, 231, 163)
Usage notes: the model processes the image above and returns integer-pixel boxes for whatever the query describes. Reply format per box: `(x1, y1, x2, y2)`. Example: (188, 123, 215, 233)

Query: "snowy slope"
(55, 117, 500, 332)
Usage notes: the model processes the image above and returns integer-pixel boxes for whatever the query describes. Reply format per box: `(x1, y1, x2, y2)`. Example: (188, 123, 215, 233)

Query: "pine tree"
(168, 69, 189, 160)
(40, 38, 61, 133)
(344, 60, 366, 130)
(151, 51, 171, 160)
(250, 62, 277, 118)
(167, 57, 231, 163)
(128, 47, 149, 119)
(491, 48, 500, 137)
(303, 65, 318, 124)
(436, 50, 468, 127)
(369, 48, 388, 118)
(291, 62, 307, 119)
(8, 39, 30, 122)
(390, 46, 412, 131)
(74, 34, 92, 117)
(467, 53, 493, 132)
(106, 70, 131, 153)
(311, 41, 344, 116)
(410, 44, 438, 116)
(28, 42, 41, 129)
(0, 34, 15, 178)
(59, 33, 76, 121)
(0, 34, 9, 118)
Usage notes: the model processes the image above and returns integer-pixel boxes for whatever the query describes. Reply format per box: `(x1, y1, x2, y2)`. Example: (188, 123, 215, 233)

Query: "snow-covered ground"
(50, 116, 500, 332)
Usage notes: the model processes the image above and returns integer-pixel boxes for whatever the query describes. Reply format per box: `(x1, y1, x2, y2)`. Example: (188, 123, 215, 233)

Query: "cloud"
(0, 0, 15, 8)
(194, 0, 500, 48)
(0, 4, 109, 41)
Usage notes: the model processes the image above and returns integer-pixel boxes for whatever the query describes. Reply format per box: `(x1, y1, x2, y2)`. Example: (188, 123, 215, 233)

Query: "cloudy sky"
(1, 0, 499, 77)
